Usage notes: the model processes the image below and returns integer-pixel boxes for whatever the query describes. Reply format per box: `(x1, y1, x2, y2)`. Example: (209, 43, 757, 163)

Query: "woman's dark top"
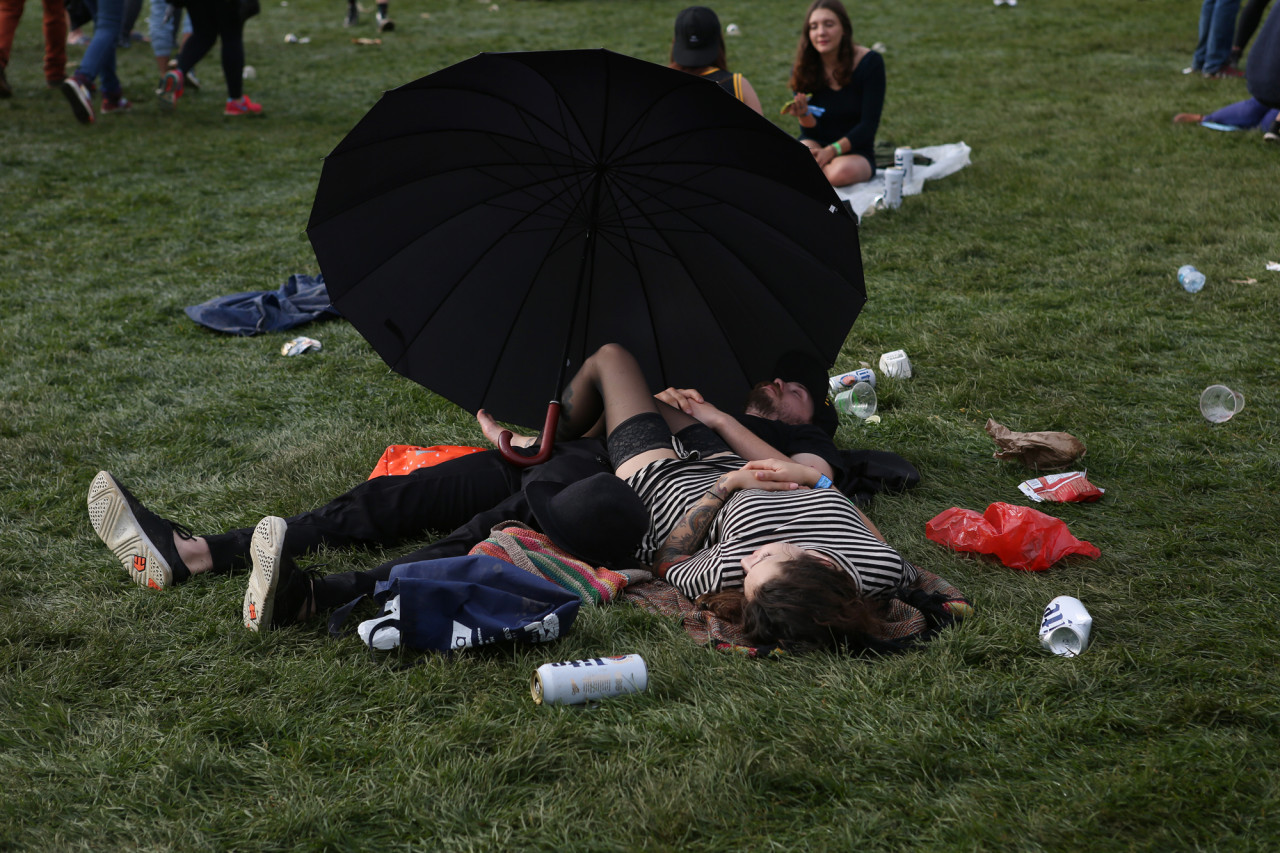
(800, 50, 885, 169)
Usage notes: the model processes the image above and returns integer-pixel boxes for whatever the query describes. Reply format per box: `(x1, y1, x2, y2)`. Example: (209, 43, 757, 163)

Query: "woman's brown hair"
(699, 553, 890, 653)
(788, 0, 856, 95)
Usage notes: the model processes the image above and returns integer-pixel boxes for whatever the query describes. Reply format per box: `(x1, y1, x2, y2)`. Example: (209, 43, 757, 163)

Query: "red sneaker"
(101, 94, 132, 114)
(224, 94, 264, 116)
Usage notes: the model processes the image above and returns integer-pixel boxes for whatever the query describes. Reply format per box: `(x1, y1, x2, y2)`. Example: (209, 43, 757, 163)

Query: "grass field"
(3, 0, 1279, 849)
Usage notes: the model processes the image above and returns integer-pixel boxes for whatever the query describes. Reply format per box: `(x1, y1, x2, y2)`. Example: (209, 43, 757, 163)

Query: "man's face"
(745, 379, 815, 425)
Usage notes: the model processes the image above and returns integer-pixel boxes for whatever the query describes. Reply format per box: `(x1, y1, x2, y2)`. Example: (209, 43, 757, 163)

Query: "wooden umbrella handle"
(498, 402, 561, 467)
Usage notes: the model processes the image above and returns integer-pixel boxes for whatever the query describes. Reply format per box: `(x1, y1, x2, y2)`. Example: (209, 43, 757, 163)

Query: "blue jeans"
(147, 0, 189, 58)
(1194, 0, 1242, 73)
(75, 0, 122, 93)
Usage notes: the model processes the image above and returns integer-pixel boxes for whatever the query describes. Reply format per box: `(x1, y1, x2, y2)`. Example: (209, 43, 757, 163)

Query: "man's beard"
(744, 382, 780, 418)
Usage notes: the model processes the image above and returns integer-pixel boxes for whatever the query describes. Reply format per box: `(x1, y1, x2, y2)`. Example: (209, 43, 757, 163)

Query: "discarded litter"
(532, 654, 648, 705)
(985, 419, 1085, 470)
(1039, 596, 1092, 657)
(281, 336, 322, 356)
(925, 502, 1101, 572)
(1018, 471, 1104, 503)
(352, 37, 381, 45)
(834, 381, 876, 419)
(878, 349, 912, 378)
(726, 22, 740, 35)
(1177, 264, 1205, 293)
(829, 368, 875, 392)
(242, 65, 255, 79)
(1199, 384, 1244, 423)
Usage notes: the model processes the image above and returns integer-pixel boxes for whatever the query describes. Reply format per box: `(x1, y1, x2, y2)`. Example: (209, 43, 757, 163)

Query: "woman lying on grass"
(550, 344, 918, 653)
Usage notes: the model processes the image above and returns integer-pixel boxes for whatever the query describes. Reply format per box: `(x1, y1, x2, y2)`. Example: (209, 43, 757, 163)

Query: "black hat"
(526, 473, 649, 568)
(673, 6, 722, 67)
(773, 350, 838, 438)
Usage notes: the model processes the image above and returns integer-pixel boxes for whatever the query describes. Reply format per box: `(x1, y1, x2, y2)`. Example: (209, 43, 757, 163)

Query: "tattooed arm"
(652, 461, 809, 575)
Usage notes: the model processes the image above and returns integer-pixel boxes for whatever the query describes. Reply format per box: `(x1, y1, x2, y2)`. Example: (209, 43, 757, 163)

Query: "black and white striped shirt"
(626, 455, 915, 600)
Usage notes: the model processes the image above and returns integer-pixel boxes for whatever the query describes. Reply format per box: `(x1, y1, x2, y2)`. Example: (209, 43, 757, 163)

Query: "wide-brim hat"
(673, 6, 722, 67)
(774, 350, 838, 438)
(526, 473, 649, 568)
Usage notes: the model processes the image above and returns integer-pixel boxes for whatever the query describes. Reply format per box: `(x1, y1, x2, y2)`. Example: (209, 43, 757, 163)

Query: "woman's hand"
(813, 145, 837, 168)
(735, 458, 819, 491)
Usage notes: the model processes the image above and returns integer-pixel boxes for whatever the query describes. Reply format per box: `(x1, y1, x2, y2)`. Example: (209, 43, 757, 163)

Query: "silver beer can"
(829, 368, 876, 393)
(883, 167, 904, 210)
(893, 147, 914, 189)
(531, 654, 648, 705)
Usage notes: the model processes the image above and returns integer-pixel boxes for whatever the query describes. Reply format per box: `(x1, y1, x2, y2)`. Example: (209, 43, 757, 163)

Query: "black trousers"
(204, 439, 612, 607)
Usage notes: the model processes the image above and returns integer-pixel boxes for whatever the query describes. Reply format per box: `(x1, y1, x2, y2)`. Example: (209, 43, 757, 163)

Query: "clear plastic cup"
(834, 381, 876, 419)
(1199, 385, 1244, 423)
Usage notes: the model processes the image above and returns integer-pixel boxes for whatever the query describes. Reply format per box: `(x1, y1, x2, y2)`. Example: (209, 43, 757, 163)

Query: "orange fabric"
(367, 444, 487, 479)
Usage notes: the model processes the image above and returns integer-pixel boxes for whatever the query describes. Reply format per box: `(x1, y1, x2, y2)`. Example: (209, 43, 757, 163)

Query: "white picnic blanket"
(833, 142, 972, 220)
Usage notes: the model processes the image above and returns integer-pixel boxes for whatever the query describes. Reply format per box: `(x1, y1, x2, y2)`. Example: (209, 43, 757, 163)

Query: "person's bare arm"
(654, 388, 835, 479)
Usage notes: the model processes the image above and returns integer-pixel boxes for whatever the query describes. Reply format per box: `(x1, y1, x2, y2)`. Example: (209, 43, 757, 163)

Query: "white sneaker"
(243, 516, 287, 632)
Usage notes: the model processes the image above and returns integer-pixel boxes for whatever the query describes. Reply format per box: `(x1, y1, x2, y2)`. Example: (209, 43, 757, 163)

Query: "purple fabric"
(1204, 97, 1280, 128)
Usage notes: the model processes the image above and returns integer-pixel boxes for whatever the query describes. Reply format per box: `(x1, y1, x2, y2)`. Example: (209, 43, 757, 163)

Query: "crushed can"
(1039, 596, 1092, 657)
(531, 654, 648, 705)
(281, 336, 322, 356)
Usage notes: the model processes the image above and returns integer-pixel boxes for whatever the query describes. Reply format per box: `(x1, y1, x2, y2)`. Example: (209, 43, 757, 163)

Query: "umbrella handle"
(498, 402, 561, 467)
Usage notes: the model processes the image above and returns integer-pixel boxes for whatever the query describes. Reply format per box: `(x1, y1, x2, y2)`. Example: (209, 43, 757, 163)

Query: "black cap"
(773, 350, 838, 438)
(525, 473, 649, 568)
(673, 6, 722, 67)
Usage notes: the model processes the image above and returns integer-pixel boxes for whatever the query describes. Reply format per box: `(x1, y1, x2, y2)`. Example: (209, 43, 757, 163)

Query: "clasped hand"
(728, 458, 819, 492)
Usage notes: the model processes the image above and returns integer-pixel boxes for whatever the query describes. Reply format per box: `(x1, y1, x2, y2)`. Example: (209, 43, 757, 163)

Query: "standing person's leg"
(0, 0, 26, 97)
(147, 0, 176, 74)
(160, 0, 212, 105)
(212, 0, 240, 98)
(1193, 0, 1216, 72)
(61, 0, 123, 121)
(40, 0, 66, 84)
(1232, 0, 1272, 62)
(1205, 0, 1244, 74)
(117, 0, 140, 46)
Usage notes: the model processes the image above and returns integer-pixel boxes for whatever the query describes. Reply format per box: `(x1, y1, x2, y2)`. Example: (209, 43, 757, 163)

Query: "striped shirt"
(625, 455, 915, 600)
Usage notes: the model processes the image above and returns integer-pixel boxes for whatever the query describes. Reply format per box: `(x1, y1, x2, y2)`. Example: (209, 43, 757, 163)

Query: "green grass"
(3, 0, 1280, 849)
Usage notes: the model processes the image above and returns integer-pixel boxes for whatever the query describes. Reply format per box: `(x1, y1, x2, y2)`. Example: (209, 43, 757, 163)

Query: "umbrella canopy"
(308, 49, 866, 432)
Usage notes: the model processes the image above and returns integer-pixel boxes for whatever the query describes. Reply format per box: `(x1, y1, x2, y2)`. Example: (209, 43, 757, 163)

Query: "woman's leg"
(824, 153, 873, 188)
(41, 0, 67, 83)
(75, 0, 122, 87)
(176, 0, 216, 73)
(211, 0, 242, 99)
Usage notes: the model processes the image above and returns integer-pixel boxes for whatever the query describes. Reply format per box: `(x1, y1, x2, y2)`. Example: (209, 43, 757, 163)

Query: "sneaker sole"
(60, 81, 94, 124)
(157, 73, 182, 109)
(87, 471, 172, 590)
(244, 516, 287, 632)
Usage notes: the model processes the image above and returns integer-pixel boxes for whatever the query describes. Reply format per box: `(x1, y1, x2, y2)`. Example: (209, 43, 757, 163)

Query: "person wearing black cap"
(669, 5, 763, 115)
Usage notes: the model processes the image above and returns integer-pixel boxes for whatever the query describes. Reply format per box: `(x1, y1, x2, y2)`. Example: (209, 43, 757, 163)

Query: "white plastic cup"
(878, 349, 912, 378)
(1039, 596, 1092, 657)
(1177, 264, 1206, 293)
(834, 382, 876, 418)
(1199, 385, 1244, 423)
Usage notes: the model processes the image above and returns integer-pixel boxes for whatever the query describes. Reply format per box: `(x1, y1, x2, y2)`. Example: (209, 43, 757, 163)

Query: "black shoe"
(0, 67, 12, 99)
(87, 471, 194, 590)
(343, 3, 358, 26)
(243, 517, 318, 631)
(376, 12, 395, 31)
(1265, 120, 1280, 145)
(60, 76, 95, 124)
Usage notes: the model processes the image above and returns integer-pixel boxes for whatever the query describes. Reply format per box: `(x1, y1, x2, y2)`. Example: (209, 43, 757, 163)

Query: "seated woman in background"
(781, 0, 884, 187)
(669, 5, 763, 115)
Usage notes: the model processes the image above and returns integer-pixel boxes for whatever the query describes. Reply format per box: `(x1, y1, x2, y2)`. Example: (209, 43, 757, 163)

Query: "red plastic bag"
(924, 502, 1100, 572)
(367, 444, 486, 479)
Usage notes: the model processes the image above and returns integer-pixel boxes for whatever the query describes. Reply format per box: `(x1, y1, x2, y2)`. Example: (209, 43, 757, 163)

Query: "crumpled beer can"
(1039, 595, 1092, 657)
(281, 336, 322, 356)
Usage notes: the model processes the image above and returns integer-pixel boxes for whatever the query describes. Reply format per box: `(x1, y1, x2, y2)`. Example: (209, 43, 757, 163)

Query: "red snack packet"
(925, 502, 1101, 572)
(1018, 472, 1104, 503)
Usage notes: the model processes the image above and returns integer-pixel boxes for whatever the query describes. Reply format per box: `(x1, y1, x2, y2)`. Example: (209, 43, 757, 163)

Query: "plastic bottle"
(1177, 264, 1205, 293)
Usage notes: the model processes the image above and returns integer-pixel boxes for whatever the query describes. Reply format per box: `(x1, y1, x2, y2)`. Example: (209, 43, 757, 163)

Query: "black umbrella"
(308, 49, 865, 464)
